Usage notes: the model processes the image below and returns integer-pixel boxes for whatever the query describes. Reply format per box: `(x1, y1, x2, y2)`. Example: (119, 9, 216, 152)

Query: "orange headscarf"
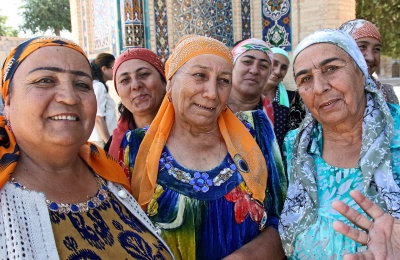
(131, 35, 268, 209)
(0, 36, 131, 192)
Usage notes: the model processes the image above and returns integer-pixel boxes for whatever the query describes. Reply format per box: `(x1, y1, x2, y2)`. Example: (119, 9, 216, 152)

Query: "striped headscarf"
(0, 36, 131, 192)
(232, 38, 273, 65)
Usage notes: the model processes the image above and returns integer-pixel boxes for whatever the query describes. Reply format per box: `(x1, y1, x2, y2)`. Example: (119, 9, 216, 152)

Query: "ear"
(101, 65, 108, 74)
(3, 95, 11, 121)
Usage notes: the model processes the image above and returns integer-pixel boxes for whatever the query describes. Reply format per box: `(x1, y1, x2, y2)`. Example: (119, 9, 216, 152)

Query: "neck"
(133, 111, 158, 129)
(228, 87, 260, 113)
(263, 83, 277, 101)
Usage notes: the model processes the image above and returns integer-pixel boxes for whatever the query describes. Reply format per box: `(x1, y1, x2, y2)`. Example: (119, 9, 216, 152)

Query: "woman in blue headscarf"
(279, 29, 400, 259)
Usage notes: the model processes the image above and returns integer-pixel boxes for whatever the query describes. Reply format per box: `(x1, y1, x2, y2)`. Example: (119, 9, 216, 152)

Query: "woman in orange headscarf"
(121, 35, 287, 259)
(0, 36, 173, 259)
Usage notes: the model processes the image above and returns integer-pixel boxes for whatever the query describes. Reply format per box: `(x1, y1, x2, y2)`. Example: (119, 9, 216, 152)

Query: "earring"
(223, 105, 228, 112)
(167, 95, 172, 102)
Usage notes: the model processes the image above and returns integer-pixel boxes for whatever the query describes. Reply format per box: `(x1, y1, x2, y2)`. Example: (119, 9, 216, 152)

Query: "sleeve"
(251, 110, 288, 231)
(93, 81, 107, 117)
(388, 103, 400, 187)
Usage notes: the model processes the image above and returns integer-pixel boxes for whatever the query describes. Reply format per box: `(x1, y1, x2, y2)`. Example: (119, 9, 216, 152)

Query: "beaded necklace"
(10, 174, 108, 213)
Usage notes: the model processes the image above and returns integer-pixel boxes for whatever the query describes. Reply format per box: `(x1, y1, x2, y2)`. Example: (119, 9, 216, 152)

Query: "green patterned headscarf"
(279, 29, 400, 256)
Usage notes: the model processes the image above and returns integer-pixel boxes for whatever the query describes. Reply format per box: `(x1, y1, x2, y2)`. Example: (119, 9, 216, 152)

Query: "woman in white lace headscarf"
(279, 29, 400, 259)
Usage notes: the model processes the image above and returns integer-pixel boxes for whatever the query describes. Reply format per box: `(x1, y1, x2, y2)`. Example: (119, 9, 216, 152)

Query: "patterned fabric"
(113, 47, 166, 94)
(339, 19, 382, 43)
(262, 0, 292, 51)
(50, 190, 172, 259)
(165, 35, 233, 80)
(232, 38, 273, 65)
(1, 36, 87, 101)
(256, 98, 289, 149)
(122, 110, 287, 259)
(287, 90, 306, 131)
(279, 29, 400, 256)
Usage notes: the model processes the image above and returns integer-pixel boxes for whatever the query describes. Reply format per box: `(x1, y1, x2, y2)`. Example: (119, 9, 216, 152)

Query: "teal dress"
(283, 105, 400, 259)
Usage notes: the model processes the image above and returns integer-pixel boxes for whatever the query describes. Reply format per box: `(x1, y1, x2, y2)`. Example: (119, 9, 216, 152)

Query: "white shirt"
(89, 80, 117, 142)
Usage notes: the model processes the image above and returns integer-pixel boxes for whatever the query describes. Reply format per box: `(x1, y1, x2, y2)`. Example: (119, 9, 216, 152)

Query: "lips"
(319, 98, 340, 110)
(244, 77, 258, 84)
(194, 103, 216, 111)
(132, 94, 149, 102)
(49, 114, 79, 121)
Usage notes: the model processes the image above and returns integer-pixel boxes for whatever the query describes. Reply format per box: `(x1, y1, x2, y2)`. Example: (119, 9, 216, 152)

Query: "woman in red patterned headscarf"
(340, 19, 399, 104)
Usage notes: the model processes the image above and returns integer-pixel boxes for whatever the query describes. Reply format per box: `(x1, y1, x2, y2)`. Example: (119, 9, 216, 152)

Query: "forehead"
(238, 49, 270, 62)
(355, 37, 381, 46)
(180, 54, 232, 72)
(117, 59, 155, 76)
(273, 53, 289, 65)
(294, 43, 352, 72)
(15, 46, 90, 74)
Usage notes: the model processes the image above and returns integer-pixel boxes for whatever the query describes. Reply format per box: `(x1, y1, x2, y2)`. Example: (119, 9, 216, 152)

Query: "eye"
(242, 59, 252, 65)
(119, 77, 130, 84)
(326, 65, 338, 72)
(373, 47, 381, 53)
(259, 64, 269, 70)
(357, 44, 367, 50)
(298, 75, 312, 85)
(36, 78, 54, 84)
(138, 72, 150, 79)
(217, 78, 231, 86)
(193, 73, 206, 79)
(76, 82, 91, 90)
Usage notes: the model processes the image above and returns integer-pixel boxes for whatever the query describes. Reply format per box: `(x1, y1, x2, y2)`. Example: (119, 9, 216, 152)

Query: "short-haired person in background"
(89, 53, 117, 148)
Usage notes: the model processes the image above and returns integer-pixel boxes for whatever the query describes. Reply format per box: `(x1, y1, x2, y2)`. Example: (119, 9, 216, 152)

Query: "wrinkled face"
(168, 54, 232, 130)
(267, 53, 289, 86)
(232, 50, 271, 99)
(356, 37, 381, 75)
(4, 46, 96, 149)
(116, 59, 166, 117)
(294, 43, 366, 127)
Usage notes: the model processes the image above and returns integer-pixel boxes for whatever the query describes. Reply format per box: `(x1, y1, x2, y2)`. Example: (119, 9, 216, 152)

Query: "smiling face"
(355, 37, 381, 75)
(4, 46, 96, 149)
(232, 50, 271, 99)
(267, 53, 289, 87)
(167, 54, 232, 131)
(115, 59, 166, 117)
(294, 43, 366, 128)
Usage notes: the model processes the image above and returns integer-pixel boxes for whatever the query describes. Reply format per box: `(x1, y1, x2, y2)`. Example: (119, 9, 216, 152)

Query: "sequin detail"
(158, 152, 238, 192)
(11, 175, 109, 213)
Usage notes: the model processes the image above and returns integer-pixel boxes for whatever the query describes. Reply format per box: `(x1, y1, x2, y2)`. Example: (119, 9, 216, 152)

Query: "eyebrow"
(118, 67, 149, 77)
(29, 67, 92, 78)
(294, 57, 344, 80)
(192, 65, 232, 76)
(357, 41, 382, 47)
(242, 54, 271, 64)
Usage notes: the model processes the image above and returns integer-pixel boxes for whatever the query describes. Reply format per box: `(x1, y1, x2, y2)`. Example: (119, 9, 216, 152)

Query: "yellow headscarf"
(131, 35, 268, 209)
(0, 36, 131, 192)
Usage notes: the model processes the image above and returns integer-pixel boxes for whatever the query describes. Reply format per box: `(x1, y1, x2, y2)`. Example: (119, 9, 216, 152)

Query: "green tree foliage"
(356, 0, 400, 58)
(0, 14, 18, 37)
(20, 0, 71, 36)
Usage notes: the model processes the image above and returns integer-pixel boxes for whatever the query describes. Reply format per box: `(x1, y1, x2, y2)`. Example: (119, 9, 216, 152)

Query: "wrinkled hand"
(332, 190, 400, 260)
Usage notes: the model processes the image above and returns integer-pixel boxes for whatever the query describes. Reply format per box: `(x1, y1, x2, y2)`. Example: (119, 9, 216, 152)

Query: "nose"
(363, 48, 374, 63)
(312, 73, 330, 95)
(130, 78, 141, 91)
(203, 80, 218, 100)
(55, 81, 80, 105)
(249, 63, 259, 75)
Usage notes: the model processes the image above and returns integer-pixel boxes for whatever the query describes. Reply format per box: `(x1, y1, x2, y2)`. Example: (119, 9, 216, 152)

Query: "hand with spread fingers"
(332, 190, 400, 260)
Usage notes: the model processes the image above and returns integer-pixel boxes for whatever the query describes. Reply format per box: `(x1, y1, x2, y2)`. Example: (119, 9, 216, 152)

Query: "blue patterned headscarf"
(279, 29, 400, 256)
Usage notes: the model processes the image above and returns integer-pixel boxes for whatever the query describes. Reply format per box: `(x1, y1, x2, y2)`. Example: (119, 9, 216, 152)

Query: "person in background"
(122, 35, 287, 259)
(228, 39, 289, 148)
(263, 47, 307, 131)
(263, 47, 290, 107)
(89, 53, 118, 148)
(279, 29, 400, 259)
(107, 48, 166, 159)
(340, 19, 399, 104)
(0, 36, 173, 259)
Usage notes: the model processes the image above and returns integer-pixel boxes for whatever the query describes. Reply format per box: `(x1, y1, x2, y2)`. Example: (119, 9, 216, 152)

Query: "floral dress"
(283, 118, 400, 259)
(122, 110, 287, 260)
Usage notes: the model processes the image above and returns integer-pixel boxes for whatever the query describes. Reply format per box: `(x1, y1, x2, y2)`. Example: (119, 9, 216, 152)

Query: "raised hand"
(332, 190, 400, 260)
